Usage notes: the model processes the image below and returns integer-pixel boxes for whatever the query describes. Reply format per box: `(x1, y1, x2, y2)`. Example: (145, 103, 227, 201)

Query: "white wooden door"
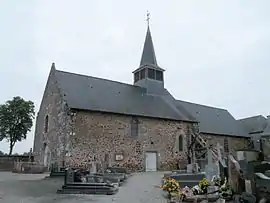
(145, 152, 157, 172)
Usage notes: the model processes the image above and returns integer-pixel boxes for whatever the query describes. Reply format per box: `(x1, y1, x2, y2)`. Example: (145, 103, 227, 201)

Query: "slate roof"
(140, 26, 157, 66)
(237, 115, 267, 134)
(263, 121, 270, 135)
(174, 100, 248, 137)
(55, 70, 193, 122)
(133, 25, 164, 73)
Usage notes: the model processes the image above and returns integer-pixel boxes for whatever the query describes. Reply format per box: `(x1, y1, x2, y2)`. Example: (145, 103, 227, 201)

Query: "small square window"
(147, 68, 155, 79)
(156, 71, 163, 81)
(131, 117, 139, 137)
(134, 72, 140, 82)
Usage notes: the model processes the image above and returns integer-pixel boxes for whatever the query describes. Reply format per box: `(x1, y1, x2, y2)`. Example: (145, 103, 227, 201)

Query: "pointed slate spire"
(51, 62, 56, 70)
(140, 25, 158, 67)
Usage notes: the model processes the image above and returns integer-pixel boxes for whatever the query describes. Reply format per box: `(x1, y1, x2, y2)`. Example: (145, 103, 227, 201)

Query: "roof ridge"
(56, 69, 146, 90)
(237, 115, 266, 121)
(176, 99, 227, 111)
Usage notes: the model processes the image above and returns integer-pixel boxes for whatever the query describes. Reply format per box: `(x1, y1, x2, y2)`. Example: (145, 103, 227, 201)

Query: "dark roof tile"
(237, 115, 267, 134)
(175, 100, 248, 137)
(55, 70, 192, 121)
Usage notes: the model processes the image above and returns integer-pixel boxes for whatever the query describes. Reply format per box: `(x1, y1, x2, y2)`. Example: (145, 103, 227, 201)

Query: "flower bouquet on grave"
(160, 177, 185, 200)
(191, 185, 202, 195)
(182, 186, 194, 198)
(198, 178, 210, 194)
(219, 177, 233, 199)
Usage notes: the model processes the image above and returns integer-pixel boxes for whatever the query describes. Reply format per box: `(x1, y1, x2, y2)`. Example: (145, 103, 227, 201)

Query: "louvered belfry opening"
(133, 23, 165, 94)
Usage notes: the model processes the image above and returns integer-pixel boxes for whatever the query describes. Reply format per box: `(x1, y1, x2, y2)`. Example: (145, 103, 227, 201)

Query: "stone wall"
(201, 133, 249, 156)
(33, 67, 72, 166)
(65, 111, 196, 172)
(0, 155, 33, 171)
(202, 134, 249, 190)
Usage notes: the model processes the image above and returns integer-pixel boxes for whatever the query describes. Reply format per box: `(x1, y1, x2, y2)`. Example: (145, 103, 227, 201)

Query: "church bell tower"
(133, 12, 165, 95)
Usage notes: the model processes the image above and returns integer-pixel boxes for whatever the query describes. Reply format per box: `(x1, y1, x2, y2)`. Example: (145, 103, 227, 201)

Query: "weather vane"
(146, 11, 150, 26)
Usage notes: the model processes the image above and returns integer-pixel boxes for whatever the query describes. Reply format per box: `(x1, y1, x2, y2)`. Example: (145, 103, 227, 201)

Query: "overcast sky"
(1, 0, 270, 153)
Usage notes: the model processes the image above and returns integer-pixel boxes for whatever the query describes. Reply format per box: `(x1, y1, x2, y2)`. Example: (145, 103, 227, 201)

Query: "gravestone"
(58, 168, 119, 195)
(65, 169, 75, 185)
(186, 163, 199, 173)
(89, 162, 97, 174)
(245, 180, 252, 194)
(219, 159, 228, 180)
(187, 164, 193, 173)
(205, 164, 219, 181)
(205, 149, 219, 180)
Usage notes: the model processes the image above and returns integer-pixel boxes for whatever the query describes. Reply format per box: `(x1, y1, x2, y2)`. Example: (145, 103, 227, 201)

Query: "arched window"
(131, 117, 139, 137)
(178, 135, 183, 151)
(44, 115, 49, 133)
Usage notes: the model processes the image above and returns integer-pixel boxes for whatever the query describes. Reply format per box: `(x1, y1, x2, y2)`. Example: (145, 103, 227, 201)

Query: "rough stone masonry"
(65, 111, 195, 171)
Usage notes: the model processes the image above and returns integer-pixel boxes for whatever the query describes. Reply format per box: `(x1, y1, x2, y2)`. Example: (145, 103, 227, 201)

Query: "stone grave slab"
(58, 169, 119, 195)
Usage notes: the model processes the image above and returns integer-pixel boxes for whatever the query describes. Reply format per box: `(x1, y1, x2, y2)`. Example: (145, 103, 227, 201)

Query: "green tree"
(0, 96, 35, 155)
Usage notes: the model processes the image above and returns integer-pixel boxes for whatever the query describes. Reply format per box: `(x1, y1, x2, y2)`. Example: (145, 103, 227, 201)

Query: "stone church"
(33, 24, 249, 172)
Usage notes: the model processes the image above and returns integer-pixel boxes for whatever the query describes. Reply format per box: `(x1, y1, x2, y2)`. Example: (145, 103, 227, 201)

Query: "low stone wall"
(0, 155, 34, 171)
(13, 161, 46, 174)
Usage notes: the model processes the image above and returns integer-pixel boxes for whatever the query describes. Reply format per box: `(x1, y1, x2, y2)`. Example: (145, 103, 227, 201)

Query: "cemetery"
(46, 136, 270, 202)
(159, 137, 270, 203)
(5, 137, 269, 202)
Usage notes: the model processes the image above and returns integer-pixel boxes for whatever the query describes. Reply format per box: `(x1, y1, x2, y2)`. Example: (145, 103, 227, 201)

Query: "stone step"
(86, 174, 122, 185)
(57, 187, 118, 195)
(58, 184, 119, 195)
(50, 171, 65, 177)
(164, 173, 206, 181)
(95, 172, 126, 181)
(64, 182, 115, 188)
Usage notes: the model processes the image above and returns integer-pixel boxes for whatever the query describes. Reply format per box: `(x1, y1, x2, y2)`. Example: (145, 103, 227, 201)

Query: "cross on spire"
(146, 11, 150, 26)
(139, 11, 158, 67)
